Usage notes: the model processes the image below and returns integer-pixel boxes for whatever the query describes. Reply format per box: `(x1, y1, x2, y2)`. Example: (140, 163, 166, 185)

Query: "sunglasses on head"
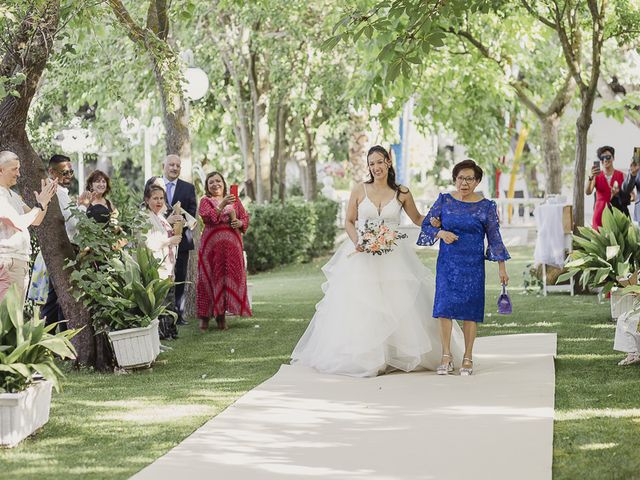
(599, 154, 612, 161)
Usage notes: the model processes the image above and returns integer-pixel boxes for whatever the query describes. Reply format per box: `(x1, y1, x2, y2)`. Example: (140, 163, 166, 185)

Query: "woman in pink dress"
(196, 172, 251, 331)
(587, 145, 624, 229)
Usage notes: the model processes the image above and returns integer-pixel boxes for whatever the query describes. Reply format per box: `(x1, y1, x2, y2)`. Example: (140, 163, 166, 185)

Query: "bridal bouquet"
(354, 219, 407, 256)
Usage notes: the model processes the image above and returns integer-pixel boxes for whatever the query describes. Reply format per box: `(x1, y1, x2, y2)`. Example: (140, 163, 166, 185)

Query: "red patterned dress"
(196, 196, 252, 318)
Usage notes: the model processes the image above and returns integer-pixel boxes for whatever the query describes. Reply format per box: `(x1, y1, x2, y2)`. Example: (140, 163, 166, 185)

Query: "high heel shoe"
(198, 318, 209, 332)
(459, 357, 474, 376)
(215, 315, 228, 331)
(436, 354, 454, 375)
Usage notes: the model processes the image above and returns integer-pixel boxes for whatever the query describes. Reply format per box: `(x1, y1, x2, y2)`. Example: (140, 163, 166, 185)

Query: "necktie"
(166, 182, 174, 206)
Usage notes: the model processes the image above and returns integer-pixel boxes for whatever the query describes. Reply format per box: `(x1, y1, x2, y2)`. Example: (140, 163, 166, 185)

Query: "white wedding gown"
(291, 189, 465, 377)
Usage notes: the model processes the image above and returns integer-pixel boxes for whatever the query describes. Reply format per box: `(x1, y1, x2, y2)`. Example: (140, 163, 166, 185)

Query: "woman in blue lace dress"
(417, 159, 510, 376)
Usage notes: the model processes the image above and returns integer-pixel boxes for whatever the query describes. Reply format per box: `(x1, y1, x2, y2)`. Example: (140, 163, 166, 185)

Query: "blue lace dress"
(417, 193, 510, 322)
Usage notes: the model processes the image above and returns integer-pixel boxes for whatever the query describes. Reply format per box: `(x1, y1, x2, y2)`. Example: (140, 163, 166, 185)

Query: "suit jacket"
(166, 178, 197, 252)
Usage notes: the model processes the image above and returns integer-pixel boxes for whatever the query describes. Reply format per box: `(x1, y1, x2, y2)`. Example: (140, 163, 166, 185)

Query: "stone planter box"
(0, 380, 53, 448)
(611, 289, 636, 320)
(108, 319, 160, 368)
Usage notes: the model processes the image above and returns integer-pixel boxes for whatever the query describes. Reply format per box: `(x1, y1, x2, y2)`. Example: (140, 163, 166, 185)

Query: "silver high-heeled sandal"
(437, 354, 454, 375)
(459, 357, 473, 376)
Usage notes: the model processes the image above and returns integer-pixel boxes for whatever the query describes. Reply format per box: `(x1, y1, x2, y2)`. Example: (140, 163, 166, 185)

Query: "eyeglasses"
(599, 155, 612, 161)
(55, 169, 74, 177)
(456, 176, 476, 184)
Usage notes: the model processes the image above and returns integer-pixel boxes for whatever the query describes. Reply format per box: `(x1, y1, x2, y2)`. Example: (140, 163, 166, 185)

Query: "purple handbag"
(497, 284, 512, 315)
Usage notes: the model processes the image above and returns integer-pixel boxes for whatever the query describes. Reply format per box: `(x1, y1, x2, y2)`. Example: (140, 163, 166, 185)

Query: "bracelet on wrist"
(34, 201, 44, 210)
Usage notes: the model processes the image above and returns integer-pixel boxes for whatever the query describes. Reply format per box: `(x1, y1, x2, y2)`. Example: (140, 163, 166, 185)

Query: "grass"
(1, 246, 639, 479)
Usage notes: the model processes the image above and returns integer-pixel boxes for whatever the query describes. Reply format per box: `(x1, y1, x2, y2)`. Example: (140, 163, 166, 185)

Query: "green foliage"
(67, 178, 175, 332)
(522, 263, 543, 293)
(69, 244, 176, 333)
(244, 198, 339, 273)
(310, 197, 340, 253)
(0, 285, 79, 394)
(558, 207, 640, 294)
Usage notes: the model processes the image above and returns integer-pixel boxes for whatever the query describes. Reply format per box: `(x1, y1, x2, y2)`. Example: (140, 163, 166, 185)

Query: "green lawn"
(1, 246, 639, 479)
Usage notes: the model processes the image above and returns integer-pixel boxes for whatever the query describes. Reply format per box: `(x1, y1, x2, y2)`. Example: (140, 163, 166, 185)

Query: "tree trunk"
(572, 99, 595, 230)
(0, 2, 111, 370)
(540, 114, 563, 195)
(153, 62, 192, 180)
(213, 22, 256, 200)
(247, 51, 271, 203)
(109, 0, 192, 180)
(271, 102, 288, 203)
(303, 118, 318, 201)
(279, 108, 290, 205)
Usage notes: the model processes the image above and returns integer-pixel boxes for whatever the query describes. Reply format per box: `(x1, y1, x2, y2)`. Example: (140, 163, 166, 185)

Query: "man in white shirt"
(0, 150, 57, 302)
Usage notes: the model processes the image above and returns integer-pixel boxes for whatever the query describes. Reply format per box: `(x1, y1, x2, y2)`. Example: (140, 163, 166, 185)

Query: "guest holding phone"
(586, 146, 624, 230)
(196, 172, 251, 331)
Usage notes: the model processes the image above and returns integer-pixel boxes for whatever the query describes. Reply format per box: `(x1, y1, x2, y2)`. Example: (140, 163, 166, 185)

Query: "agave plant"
(558, 207, 640, 294)
(0, 285, 78, 394)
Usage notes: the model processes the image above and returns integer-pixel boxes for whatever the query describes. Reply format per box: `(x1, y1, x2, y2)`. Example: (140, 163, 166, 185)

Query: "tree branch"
(545, 72, 577, 117)
(107, 0, 146, 44)
(520, 0, 556, 29)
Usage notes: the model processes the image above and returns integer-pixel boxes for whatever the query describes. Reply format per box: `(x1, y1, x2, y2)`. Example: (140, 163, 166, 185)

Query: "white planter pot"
(0, 380, 53, 448)
(108, 319, 160, 368)
(610, 290, 636, 319)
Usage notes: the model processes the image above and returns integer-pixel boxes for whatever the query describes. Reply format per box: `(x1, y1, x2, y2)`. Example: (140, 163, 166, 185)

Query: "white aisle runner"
(133, 333, 557, 480)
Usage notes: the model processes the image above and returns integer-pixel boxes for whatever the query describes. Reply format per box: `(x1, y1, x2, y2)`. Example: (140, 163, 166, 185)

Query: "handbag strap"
(502, 284, 507, 295)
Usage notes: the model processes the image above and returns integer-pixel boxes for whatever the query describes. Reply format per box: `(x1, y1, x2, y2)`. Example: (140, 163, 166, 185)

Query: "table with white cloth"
(533, 203, 574, 295)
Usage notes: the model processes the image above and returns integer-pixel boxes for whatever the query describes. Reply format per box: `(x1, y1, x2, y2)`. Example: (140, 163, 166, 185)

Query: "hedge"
(244, 197, 339, 273)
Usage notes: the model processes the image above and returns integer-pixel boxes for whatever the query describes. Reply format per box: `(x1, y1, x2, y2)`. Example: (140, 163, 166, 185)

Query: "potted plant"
(559, 207, 640, 319)
(0, 285, 78, 447)
(70, 244, 175, 368)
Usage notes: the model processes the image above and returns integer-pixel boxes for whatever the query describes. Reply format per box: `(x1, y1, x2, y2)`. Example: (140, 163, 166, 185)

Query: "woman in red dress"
(586, 146, 624, 230)
(196, 172, 251, 331)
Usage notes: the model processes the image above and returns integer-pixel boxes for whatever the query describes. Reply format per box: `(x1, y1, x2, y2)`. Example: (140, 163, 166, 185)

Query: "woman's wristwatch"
(588, 176, 594, 181)
(34, 201, 45, 210)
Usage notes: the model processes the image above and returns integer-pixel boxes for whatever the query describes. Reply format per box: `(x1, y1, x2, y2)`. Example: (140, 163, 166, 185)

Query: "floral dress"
(417, 193, 510, 322)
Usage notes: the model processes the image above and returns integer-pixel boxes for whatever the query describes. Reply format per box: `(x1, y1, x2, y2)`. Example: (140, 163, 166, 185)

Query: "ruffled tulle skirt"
(291, 237, 465, 377)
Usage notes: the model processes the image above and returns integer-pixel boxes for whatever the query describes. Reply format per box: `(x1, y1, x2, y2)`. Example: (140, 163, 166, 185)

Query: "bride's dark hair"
(365, 145, 408, 197)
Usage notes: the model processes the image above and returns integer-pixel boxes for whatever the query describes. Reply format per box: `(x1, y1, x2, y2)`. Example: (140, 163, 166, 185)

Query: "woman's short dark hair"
(204, 171, 227, 197)
(597, 146, 615, 158)
(142, 176, 167, 209)
(86, 169, 111, 196)
(452, 159, 483, 182)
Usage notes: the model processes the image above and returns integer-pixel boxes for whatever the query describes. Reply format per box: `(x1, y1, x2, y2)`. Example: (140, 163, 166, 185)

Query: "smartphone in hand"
(230, 184, 238, 198)
(592, 160, 601, 173)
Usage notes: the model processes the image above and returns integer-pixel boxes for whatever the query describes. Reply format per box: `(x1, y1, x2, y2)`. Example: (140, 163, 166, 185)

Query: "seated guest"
(196, 171, 251, 332)
(614, 312, 640, 366)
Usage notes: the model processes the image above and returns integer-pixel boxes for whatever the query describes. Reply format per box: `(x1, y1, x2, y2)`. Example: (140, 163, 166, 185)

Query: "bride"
(291, 145, 464, 377)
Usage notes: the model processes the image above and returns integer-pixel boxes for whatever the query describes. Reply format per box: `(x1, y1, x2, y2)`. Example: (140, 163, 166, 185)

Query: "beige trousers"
(0, 257, 29, 303)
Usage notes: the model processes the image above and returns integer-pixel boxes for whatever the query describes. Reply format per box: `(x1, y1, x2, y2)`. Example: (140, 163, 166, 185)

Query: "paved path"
(133, 333, 557, 480)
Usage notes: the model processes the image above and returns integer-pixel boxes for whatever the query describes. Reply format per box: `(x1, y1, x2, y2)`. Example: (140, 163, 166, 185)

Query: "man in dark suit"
(162, 154, 197, 326)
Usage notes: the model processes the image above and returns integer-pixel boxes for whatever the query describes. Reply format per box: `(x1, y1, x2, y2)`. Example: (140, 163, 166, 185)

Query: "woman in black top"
(81, 170, 114, 223)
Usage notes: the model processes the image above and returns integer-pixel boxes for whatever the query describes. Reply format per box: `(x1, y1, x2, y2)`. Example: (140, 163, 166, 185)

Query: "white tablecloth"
(534, 204, 567, 268)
